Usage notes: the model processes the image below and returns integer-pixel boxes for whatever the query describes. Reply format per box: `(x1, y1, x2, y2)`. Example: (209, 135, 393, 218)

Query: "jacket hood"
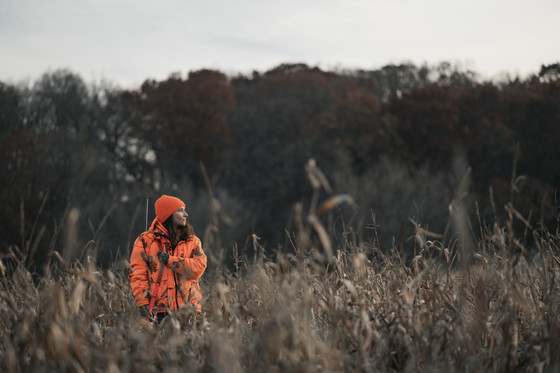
(149, 217, 170, 237)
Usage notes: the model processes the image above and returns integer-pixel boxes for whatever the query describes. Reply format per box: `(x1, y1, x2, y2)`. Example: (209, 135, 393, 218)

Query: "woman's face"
(172, 206, 188, 227)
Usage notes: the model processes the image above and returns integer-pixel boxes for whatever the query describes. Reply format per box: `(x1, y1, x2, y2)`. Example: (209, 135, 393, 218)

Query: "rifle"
(144, 197, 163, 321)
(145, 198, 149, 231)
(148, 262, 165, 319)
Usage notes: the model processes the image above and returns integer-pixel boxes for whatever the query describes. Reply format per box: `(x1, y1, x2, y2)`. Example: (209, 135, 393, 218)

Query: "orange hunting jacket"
(129, 218, 207, 313)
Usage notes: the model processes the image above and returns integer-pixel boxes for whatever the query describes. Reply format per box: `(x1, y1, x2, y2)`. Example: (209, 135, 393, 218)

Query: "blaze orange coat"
(129, 218, 207, 313)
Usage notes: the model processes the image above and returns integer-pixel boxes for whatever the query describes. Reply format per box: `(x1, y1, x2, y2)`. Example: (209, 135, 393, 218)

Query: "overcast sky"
(1, 0, 559, 88)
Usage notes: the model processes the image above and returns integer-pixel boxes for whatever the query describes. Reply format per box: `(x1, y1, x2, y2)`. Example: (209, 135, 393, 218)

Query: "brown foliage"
(123, 70, 234, 182)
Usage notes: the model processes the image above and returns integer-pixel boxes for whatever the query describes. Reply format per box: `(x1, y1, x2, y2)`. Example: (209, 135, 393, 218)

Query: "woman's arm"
(129, 235, 152, 307)
(167, 237, 207, 280)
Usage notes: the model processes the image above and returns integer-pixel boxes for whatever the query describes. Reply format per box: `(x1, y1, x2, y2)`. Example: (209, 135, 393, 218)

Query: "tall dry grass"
(2, 224, 560, 372)
(1, 165, 559, 372)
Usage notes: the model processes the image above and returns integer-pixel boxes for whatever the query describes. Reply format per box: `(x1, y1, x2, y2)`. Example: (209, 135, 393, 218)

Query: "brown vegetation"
(1, 62, 559, 371)
(1, 176, 559, 372)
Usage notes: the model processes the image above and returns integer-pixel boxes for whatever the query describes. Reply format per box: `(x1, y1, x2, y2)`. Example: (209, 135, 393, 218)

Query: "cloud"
(1, 0, 558, 87)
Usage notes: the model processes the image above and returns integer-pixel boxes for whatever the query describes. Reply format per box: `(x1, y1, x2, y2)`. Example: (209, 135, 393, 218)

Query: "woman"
(129, 195, 207, 322)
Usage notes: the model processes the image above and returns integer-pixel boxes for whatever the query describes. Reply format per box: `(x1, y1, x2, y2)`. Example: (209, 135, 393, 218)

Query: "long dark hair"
(163, 216, 194, 248)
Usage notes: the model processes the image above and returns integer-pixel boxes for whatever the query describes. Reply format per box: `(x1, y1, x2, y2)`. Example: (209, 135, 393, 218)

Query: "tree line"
(1, 62, 559, 271)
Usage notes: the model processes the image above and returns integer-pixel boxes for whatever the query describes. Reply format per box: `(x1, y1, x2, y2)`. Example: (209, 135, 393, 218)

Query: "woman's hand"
(157, 251, 169, 265)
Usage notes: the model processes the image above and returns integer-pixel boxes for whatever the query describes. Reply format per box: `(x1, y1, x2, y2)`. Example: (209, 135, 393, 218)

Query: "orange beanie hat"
(155, 195, 186, 223)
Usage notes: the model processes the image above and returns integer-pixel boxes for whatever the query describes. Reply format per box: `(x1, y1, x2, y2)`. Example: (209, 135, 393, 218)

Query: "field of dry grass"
(2, 209, 560, 373)
(2, 160, 560, 373)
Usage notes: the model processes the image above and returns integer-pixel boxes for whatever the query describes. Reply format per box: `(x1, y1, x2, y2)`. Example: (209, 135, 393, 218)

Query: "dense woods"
(1, 62, 559, 271)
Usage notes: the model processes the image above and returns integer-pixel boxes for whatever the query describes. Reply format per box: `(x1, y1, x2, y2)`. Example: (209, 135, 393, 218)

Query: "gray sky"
(1, 0, 559, 88)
